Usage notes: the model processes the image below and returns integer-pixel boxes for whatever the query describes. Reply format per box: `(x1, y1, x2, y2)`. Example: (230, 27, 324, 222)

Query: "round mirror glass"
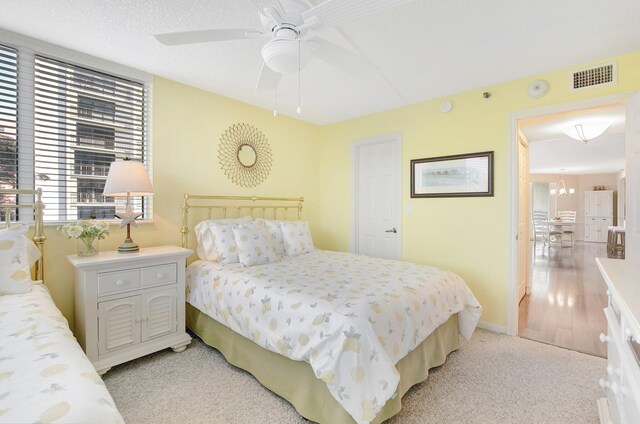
(237, 144, 257, 168)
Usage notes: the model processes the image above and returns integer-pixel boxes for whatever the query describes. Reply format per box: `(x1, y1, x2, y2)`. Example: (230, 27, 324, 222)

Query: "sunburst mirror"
(218, 123, 272, 188)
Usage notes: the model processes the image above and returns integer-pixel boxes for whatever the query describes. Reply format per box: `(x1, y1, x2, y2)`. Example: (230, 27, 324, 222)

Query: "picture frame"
(410, 151, 494, 198)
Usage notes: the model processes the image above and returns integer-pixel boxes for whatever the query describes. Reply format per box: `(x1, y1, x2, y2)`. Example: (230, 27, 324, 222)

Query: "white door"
(599, 191, 613, 217)
(98, 296, 140, 354)
(599, 218, 612, 242)
(585, 218, 596, 242)
(585, 191, 598, 217)
(141, 288, 177, 342)
(355, 137, 401, 259)
(517, 136, 528, 302)
(626, 93, 640, 259)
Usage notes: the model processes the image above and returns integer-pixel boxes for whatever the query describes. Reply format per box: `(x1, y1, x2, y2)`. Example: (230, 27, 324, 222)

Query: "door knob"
(385, 228, 397, 233)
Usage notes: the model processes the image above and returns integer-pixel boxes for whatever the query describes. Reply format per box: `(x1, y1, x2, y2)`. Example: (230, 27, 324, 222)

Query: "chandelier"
(550, 176, 574, 196)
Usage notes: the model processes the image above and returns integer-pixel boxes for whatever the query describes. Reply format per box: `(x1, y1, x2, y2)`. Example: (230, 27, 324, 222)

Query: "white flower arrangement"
(60, 220, 110, 240)
(59, 220, 109, 255)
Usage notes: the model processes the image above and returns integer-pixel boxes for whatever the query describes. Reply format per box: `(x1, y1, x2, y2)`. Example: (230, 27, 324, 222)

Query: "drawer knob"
(156, 273, 165, 279)
(610, 382, 619, 395)
(606, 365, 620, 377)
(624, 328, 633, 339)
(116, 279, 126, 287)
(599, 378, 610, 389)
(599, 333, 609, 343)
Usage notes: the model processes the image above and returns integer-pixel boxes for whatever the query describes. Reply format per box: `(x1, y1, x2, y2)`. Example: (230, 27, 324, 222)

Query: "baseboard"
(477, 320, 507, 334)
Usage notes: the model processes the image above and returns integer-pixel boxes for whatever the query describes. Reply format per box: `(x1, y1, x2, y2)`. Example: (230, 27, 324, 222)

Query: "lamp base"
(118, 237, 139, 253)
(118, 238, 140, 253)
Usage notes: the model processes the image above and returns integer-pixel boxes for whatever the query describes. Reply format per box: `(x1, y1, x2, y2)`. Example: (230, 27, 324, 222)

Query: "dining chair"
(558, 210, 577, 246)
(532, 211, 549, 249)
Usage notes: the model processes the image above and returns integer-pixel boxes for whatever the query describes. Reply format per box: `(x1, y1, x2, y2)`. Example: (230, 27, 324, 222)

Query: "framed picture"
(410, 151, 494, 198)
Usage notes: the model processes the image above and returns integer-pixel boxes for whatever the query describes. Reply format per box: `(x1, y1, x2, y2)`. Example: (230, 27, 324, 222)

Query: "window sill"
(43, 219, 154, 228)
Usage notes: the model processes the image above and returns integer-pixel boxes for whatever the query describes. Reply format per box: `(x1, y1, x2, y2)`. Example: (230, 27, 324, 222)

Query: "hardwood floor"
(518, 240, 608, 358)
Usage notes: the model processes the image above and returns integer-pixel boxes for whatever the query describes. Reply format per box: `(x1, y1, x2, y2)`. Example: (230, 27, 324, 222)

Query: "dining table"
(545, 219, 574, 247)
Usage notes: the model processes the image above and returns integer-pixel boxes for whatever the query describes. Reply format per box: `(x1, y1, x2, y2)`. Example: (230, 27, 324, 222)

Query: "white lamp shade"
(103, 160, 154, 196)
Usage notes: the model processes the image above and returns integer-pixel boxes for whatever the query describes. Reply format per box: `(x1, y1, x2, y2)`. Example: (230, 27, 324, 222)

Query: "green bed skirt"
(186, 303, 459, 424)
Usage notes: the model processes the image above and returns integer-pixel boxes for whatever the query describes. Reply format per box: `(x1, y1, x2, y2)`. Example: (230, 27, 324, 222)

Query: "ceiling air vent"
(571, 62, 616, 91)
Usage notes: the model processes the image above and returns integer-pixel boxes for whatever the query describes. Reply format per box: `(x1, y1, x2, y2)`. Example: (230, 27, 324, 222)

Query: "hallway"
(518, 241, 608, 357)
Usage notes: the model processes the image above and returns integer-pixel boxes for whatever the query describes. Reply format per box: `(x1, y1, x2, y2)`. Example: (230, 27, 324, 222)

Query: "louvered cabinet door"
(140, 288, 177, 342)
(98, 296, 141, 354)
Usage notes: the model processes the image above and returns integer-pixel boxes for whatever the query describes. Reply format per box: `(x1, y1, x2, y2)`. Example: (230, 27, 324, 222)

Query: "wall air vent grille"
(571, 62, 616, 91)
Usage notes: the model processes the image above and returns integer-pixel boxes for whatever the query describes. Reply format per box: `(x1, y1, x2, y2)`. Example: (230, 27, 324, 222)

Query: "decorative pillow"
(254, 218, 285, 256)
(0, 225, 40, 295)
(194, 216, 252, 261)
(233, 223, 279, 268)
(210, 222, 242, 264)
(280, 221, 315, 256)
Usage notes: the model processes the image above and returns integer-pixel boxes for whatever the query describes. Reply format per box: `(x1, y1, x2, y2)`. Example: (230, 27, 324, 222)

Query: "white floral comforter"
(186, 250, 482, 424)
(0, 284, 123, 424)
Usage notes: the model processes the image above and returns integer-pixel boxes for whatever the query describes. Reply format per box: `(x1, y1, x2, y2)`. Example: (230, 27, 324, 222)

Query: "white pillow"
(0, 225, 40, 295)
(233, 222, 279, 268)
(280, 221, 315, 256)
(210, 222, 241, 264)
(194, 216, 252, 261)
(254, 218, 285, 256)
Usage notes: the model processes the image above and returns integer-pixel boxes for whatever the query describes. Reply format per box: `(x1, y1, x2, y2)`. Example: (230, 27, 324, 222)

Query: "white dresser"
(596, 258, 640, 423)
(68, 246, 193, 375)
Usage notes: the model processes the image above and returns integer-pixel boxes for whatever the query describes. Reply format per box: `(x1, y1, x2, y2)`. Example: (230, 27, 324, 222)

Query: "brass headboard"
(0, 188, 46, 280)
(180, 194, 304, 249)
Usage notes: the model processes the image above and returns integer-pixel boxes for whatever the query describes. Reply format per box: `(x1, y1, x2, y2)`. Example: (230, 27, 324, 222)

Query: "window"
(0, 43, 150, 223)
(0, 44, 18, 222)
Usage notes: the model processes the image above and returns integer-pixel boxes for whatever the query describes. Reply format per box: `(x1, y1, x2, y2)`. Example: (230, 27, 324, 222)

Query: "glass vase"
(77, 237, 99, 257)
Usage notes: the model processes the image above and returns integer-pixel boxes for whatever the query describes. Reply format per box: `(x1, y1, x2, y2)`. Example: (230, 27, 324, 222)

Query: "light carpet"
(103, 329, 605, 423)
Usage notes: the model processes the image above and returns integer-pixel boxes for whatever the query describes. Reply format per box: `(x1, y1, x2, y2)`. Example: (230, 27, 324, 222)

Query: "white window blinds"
(33, 55, 149, 221)
(0, 44, 18, 221)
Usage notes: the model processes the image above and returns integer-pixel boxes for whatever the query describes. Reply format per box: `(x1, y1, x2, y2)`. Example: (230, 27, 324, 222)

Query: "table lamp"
(103, 159, 154, 253)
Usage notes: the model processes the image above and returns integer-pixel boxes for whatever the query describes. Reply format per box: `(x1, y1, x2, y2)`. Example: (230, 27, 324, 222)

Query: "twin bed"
(0, 189, 123, 423)
(181, 194, 482, 424)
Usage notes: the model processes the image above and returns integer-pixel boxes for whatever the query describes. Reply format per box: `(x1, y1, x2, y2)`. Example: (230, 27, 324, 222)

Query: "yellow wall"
(44, 77, 319, 330)
(44, 52, 640, 331)
(313, 52, 640, 327)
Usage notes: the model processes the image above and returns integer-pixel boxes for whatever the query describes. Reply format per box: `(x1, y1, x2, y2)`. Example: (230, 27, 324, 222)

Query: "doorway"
(509, 94, 636, 356)
(350, 133, 402, 260)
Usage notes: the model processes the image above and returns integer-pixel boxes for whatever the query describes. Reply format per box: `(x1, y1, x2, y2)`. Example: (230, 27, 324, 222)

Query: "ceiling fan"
(154, 0, 415, 94)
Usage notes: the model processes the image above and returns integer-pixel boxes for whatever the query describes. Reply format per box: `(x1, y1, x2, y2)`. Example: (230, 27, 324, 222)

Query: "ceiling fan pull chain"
(273, 82, 278, 117)
(297, 38, 302, 115)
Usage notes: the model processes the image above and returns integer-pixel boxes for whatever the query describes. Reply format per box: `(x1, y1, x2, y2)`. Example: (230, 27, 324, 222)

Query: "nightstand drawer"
(141, 263, 177, 288)
(98, 269, 141, 296)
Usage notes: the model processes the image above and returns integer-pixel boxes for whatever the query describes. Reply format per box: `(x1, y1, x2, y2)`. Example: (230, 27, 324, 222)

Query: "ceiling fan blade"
(251, 0, 286, 17)
(307, 36, 378, 79)
(303, 0, 416, 31)
(256, 62, 282, 93)
(155, 29, 263, 46)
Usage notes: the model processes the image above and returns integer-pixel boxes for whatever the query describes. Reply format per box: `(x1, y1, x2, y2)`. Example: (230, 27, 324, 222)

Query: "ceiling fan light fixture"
(261, 38, 308, 74)
(562, 122, 611, 143)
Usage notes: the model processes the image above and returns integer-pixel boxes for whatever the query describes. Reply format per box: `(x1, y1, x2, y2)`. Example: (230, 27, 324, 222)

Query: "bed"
(0, 189, 123, 424)
(181, 194, 482, 424)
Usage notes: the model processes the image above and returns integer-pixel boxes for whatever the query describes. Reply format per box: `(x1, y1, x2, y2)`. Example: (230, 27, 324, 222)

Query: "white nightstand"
(68, 246, 193, 375)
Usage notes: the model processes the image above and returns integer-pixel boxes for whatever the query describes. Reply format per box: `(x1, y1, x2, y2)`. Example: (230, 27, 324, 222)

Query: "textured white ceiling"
(0, 0, 639, 124)
(523, 107, 626, 175)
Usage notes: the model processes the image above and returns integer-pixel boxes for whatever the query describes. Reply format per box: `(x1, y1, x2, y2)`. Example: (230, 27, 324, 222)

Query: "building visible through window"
(0, 45, 148, 223)
(33, 55, 147, 221)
